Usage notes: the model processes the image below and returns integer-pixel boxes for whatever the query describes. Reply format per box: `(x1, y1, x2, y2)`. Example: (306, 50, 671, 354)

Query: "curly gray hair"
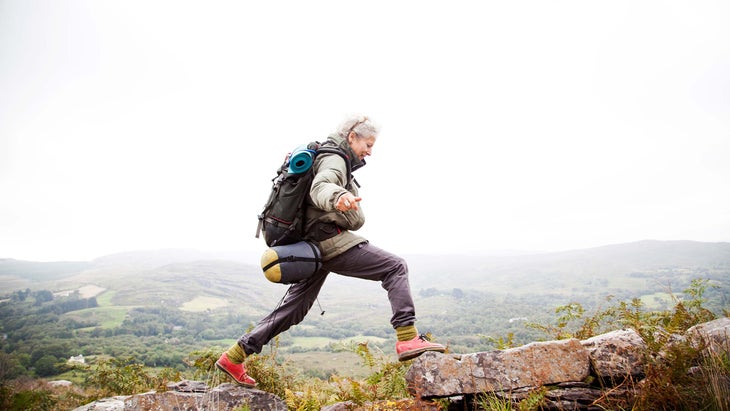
(336, 115, 380, 139)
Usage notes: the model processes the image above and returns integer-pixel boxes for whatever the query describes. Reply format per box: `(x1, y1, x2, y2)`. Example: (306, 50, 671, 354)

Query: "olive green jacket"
(305, 134, 367, 261)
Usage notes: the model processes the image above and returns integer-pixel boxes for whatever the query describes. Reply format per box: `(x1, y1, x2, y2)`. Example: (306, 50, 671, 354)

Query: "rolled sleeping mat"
(261, 241, 322, 284)
(287, 145, 316, 174)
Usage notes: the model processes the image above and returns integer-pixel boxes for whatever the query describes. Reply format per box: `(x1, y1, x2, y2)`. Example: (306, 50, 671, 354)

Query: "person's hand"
(336, 193, 362, 212)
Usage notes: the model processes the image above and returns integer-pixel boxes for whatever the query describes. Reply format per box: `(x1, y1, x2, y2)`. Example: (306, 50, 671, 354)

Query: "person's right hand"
(336, 193, 362, 212)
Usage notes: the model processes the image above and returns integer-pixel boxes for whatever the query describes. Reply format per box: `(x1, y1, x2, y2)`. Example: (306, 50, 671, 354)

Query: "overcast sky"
(1, 1, 729, 262)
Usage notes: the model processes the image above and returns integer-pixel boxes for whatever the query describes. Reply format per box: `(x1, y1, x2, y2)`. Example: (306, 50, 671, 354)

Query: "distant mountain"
(2, 240, 727, 356)
(405, 240, 730, 295)
(91, 248, 258, 268)
(0, 259, 92, 282)
(537, 240, 730, 268)
(90, 249, 212, 268)
(2, 240, 729, 303)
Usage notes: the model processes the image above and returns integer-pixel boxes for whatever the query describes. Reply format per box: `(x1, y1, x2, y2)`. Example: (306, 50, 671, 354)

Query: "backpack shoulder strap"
(315, 143, 354, 188)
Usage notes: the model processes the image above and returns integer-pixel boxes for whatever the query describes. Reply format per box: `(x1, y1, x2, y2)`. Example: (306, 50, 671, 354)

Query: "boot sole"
(397, 346, 445, 362)
(215, 360, 257, 388)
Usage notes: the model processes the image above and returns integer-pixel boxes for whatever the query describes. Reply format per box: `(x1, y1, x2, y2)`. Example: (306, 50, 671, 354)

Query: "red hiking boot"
(396, 334, 446, 361)
(215, 352, 257, 387)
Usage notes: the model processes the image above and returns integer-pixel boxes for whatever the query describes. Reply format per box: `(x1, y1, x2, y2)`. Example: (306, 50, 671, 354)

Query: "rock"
(545, 385, 602, 403)
(47, 379, 73, 388)
(322, 399, 441, 410)
(581, 328, 647, 379)
(73, 381, 287, 411)
(321, 401, 357, 411)
(485, 381, 638, 411)
(167, 379, 209, 392)
(72, 396, 129, 411)
(406, 338, 590, 397)
(687, 317, 730, 357)
(126, 384, 286, 410)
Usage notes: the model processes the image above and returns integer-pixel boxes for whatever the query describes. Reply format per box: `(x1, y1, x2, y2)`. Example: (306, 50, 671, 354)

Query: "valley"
(1, 240, 729, 380)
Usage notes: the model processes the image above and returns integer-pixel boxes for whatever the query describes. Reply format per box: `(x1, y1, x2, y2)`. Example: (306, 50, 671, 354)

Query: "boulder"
(321, 399, 441, 411)
(73, 381, 287, 411)
(72, 396, 128, 411)
(581, 328, 647, 379)
(406, 338, 590, 397)
(687, 317, 730, 357)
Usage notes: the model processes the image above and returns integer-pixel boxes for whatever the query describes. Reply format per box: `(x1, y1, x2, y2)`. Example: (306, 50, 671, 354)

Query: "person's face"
(348, 132, 376, 161)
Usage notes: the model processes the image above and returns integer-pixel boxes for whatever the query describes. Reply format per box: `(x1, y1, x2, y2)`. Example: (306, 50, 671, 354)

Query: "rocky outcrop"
(405, 338, 590, 397)
(581, 328, 647, 379)
(75, 318, 729, 411)
(687, 316, 730, 356)
(73, 380, 287, 411)
(405, 320, 730, 410)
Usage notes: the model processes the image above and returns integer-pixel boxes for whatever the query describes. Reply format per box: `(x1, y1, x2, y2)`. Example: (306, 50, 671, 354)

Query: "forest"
(0, 285, 565, 378)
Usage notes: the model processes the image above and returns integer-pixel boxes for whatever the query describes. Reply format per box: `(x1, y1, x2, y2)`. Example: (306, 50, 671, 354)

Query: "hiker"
(216, 115, 445, 387)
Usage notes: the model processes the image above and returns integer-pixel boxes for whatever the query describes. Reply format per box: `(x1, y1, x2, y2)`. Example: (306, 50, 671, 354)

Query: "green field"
(285, 350, 370, 378)
(62, 290, 132, 330)
(640, 292, 674, 310)
(180, 296, 229, 312)
(65, 306, 130, 330)
(96, 290, 116, 306)
(290, 334, 388, 350)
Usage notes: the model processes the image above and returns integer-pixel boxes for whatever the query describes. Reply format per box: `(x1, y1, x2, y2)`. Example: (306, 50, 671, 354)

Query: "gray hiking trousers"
(238, 242, 416, 355)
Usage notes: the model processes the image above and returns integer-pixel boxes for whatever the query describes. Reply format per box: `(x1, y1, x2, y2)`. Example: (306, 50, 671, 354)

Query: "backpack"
(255, 140, 352, 247)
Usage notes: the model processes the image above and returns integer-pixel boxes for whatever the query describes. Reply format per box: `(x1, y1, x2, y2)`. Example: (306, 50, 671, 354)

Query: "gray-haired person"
(216, 115, 445, 387)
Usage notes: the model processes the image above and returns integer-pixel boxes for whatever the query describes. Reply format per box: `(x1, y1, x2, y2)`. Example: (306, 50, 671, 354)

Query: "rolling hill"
(3, 240, 729, 310)
(2, 240, 728, 377)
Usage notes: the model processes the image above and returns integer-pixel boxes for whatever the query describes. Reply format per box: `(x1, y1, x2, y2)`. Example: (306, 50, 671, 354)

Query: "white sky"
(1, 1, 729, 262)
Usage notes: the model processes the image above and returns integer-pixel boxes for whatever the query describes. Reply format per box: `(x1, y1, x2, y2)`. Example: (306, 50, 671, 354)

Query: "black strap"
(262, 241, 322, 272)
(255, 214, 265, 239)
(316, 145, 354, 189)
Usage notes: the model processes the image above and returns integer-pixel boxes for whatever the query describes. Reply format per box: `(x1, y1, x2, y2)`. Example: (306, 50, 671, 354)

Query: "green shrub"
(84, 356, 153, 396)
(0, 379, 66, 411)
(5, 388, 55, 411)
(527, 278, 728, 410)
(330, 342, 409, 406)
(184, 346, 221, 380)
(242, 339, 299, 399)
(188, 339, 299, 399)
